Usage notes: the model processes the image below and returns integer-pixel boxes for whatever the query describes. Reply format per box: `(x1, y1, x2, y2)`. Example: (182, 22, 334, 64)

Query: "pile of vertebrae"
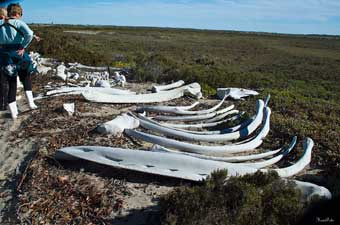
(30, 52, 332, 201)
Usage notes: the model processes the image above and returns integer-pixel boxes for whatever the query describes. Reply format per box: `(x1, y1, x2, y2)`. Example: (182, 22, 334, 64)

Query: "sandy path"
(0, 102, 36, 222)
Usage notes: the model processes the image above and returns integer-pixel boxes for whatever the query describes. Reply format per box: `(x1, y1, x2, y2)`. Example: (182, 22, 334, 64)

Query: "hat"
(0, 0, 23, 8)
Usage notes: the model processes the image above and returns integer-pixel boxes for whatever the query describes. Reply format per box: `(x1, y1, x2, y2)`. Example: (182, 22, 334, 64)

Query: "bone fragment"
(217, 88, 259, 100)
(96, 114, 140, 136)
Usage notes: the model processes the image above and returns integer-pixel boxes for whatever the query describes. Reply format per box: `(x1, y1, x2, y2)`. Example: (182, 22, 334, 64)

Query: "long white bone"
(151, 80, 185, 92)
(160, 113, 243, 129)
(82, 83, 202, 103)
(152, 105, 237, 122)
(136, 100, 264, 142)
(46, 87, 135, 96)
(137, 97, 226, 115)
(137, 101, 200, 114)
(55, 143, 330, 200)
(55, 137, 310, 181)
(151, 136, 297, 163)
(55, 146, 258, 181)
(137, 100, 263, 139)
(124, 107, 270, 155)
(269, 138, 314, 178)
(137, 113, 249, 135)
(204, 109, 240, 123)
(68, 62, 119, 71)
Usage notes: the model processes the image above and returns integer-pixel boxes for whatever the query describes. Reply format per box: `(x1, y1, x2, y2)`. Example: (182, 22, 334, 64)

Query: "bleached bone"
(217, 88, 259, 100)
(136, 101, 263, 142)
(150, 136, 297, 163)
(55, 146, 257, 181)
(37, 65, 52, 75)
(68, 62, 119, 71)
(160, 113, 243, 129)
(55, 137, 309, 182)
(96, 113, 140, 136)
(137, 100, 263, 140)
(152, 104, 236, 122)
(85, 71, 110, 82)
(151, 80, 185, 93)
(137, 97, 227, 115)
(137, 101, 200, 114)
(125, 107, 270, 155)
(95, 80, 111, 88)
(113, 72, 126, 87)
(204, 109, 240, 123)
(137, 113, 248, 135)
(82, 83, 202, 104)
(63, 103, 75, 116)
(46, 87, 135, 96)
(56, 64, 67, 81)
(291, 180, 332, 200)
(170, 117, 253, 134)
(268, 138, 314, 178)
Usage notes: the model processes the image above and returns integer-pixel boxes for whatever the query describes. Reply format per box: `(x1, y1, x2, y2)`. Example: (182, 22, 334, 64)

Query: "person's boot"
(25, 91, 38, 109)
(8, 101, 18, 119)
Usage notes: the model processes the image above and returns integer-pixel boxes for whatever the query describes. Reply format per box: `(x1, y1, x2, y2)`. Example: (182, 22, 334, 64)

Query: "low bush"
(158, 171, 303, 225)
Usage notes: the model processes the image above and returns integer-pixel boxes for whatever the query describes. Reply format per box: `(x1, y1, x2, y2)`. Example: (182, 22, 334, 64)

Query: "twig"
(16, 151, 39, 192)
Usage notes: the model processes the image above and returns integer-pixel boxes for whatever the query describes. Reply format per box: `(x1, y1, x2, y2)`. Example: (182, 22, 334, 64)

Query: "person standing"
(0, 3, 37, 119)
(0, 7, 8, 111)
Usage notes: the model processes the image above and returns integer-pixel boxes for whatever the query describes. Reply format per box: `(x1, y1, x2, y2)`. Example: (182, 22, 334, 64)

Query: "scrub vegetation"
(16, 24, 339, 224)
(158, 170, 304, 225)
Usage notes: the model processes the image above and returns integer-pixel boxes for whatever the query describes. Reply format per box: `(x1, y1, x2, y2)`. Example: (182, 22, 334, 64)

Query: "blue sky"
(19, 0, 340, 35)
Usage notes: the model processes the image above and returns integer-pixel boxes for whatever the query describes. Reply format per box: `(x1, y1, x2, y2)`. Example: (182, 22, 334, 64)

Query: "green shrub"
(158, 171, 303, 225)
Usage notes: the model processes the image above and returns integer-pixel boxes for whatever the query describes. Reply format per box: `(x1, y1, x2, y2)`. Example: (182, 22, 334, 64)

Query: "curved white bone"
(172, 117, 253, 134)
(267, 138, 314, 178)
(46, 87, 135, 96)
(137, 100, 264, 142)
(204, 109, 240, 123)
(124, 107, 271, 155)
(153, 105, 236, 122)
(137, 97, 226, 115)
(138, 100, 264, 141)
(137, 113, 248, 135)
(82, 83, 202, 103)
(239, 138, 295, 169)
(151, 80, 185, 92)
(55, 146, 257, 181)
(160, 113, 243, 129)
(55, 137, 311, 182)
(150, 136, 297, 163)
(137, 101, 200, 114)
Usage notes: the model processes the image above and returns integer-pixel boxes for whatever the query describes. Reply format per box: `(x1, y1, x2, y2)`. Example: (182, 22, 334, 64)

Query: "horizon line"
(29, 23, 340, 38)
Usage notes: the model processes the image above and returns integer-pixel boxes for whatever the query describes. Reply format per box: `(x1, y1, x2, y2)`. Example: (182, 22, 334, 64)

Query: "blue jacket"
(0, 19, 33, 49)
(0, 19, 34, 75)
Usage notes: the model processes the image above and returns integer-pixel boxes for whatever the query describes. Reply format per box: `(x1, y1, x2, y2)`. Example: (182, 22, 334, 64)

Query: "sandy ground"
(0, 97, 36, 222)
